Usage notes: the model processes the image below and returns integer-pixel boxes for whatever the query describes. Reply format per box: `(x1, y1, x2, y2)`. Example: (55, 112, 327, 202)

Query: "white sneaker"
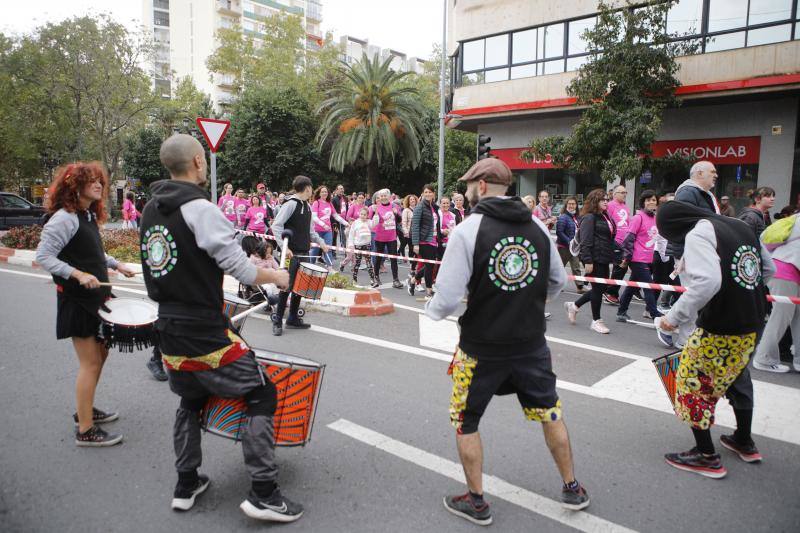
(545, 312, 552, 319)
(793, 362, 800, 372)
(590, 319, 610, 334)
(564, 302, 578, 325)
(752, 360, 790, 373)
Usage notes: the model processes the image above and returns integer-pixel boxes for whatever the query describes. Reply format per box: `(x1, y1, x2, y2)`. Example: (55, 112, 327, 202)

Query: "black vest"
(52, 210, 110, 307)
(459, 201, 551, 358)
(140, 182, 224, 318)
(696, 217, 767, 335)
(284, 197, 312, 253)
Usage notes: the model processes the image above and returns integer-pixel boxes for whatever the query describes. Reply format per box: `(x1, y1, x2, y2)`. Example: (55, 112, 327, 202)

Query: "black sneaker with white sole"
(171, 475, 210, 511)
(75, 425, 123, 447)
(443, 493, 492, 526)
(240, 489, 304, 523)
(73, 407, 119, 426)
(561, 483, 590, 510)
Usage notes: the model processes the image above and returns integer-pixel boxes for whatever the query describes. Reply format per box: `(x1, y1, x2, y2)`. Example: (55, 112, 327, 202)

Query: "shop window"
(747, 24, 792, 46)
(717, 164, 759, 214)
(568, 17, 596, 55)
(485, 68, 509, 83)
(748, 0, 793, 25)
(510, 63, 537, 79)
(462, 39, 484, 72)
(705, 31, 746, 51)
(542, 23, 565, 59)
(485, 34, 509, 68)
(667, 0, 704, 35)
(708, 0, 748, 32)
(512, 29, 537, 64)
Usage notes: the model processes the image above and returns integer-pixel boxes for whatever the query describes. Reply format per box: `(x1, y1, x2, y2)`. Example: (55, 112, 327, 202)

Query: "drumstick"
(231, 300, 271, 325)
(97, 281, 145, 288)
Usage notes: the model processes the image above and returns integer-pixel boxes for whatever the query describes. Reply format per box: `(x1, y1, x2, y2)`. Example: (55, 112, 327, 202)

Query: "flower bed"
(1, 225, 141, 263)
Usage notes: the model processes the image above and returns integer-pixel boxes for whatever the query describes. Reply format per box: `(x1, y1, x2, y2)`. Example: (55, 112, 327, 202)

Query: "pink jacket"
(440, 209, 455, 244)
(608, 199, 631, 244)
(369, 202, 398, 242)
(122, 199, 138, 221)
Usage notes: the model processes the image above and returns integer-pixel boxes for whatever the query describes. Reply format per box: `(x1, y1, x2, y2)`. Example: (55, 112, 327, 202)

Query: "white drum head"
(254, 349, 321, 370)
(299, 262, 329, 274)
(98, 298, 158, 326)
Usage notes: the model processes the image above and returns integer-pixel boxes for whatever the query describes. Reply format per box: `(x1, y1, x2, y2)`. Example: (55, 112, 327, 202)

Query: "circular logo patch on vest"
(488, 237, 539, 292)
(141, 225, 178, 278)
(730, 244, 760, 290)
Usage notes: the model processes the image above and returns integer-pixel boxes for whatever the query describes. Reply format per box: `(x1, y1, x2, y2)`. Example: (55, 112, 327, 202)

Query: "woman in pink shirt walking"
(217, 183, 237, 225)
(311, 185, 347, 268)
(369, 188, 403, 288)
(122, 191, 139, 230)
(244, 195, 268, 234)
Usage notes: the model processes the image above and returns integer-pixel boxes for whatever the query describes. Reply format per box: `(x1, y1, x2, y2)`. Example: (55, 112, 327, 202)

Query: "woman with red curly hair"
(36, 162, 136, 447)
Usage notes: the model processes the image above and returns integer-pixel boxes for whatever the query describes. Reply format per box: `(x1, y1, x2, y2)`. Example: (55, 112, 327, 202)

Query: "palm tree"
(316, 54, 427, 194)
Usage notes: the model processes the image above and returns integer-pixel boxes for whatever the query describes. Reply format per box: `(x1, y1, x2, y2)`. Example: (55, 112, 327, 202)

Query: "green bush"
(324, 272, 361, 291)
(1, 225, 43, 249)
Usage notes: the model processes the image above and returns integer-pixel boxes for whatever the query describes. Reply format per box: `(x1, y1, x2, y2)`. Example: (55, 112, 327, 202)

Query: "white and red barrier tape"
(236, 230, 800, 305)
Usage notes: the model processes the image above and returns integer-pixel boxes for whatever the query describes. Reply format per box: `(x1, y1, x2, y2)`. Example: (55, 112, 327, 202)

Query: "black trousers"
(413, 244, 438, 289)
(373, 240, 399, 281)
(274, 256, 302, 322)
(575, 262, 610, 320)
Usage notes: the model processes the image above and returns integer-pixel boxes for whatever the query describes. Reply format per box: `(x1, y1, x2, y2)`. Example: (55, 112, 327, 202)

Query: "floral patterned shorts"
(674, 328, 756, 430)
(449, 346, 562, 435)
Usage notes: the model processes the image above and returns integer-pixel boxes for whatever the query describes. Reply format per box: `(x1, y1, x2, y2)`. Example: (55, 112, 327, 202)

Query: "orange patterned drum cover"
(652, 351, 681, 406)
(292, 262, 328, 300)
(199, 350, 325, 447)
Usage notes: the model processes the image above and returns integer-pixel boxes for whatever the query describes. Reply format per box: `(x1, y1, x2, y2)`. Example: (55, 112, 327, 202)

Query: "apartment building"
(142, 0, 324, 107)
(339, 35, 427, 73)
(447, 0, 800, 212)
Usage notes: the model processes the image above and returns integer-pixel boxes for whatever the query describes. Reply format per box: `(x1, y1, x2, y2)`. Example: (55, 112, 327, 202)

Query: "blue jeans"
(311, 231, 333, 266)
(618, 261, 660, 317)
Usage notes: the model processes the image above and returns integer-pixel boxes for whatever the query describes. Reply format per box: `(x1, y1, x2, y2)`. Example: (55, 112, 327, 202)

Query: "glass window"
(569, 17, 596, 55)
(708, 0, 748, 32)
(542, 23, 565, 59)
(566, 55, 589, 71)
(485, 68, 509, 83)
(543, 59, 565, 75)
(667, 0, 704, 35)
(748, 0, 793, 25)
(747, 23, 792, 45)
(705, 31, 746, 51)
(512, 29, 537, 64)
(537, 27, 545, 59)
(462, 40, 484, 72)
(462, 72, 485, 86)
(2, 195, 31, 208)
(510, 63, 537, 79)
(485, 34, 509, 68)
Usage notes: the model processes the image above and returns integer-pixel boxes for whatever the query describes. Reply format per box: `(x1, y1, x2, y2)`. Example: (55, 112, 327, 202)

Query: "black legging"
(398, 234, 416, 271)
(373, 240, 399, 281)
(413, 244, 438, 290)
(574, 262, 610, 320)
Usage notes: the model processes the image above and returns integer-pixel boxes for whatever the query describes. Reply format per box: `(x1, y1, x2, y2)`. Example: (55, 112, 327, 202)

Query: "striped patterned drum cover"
(200, 349, 325, 447)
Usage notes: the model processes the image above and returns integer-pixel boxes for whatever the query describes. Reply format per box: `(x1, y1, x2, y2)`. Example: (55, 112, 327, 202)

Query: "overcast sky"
(1, 0, 442, 60)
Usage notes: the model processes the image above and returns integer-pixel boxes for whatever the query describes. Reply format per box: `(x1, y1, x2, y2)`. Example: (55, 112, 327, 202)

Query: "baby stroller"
(239, 236, 280, 313)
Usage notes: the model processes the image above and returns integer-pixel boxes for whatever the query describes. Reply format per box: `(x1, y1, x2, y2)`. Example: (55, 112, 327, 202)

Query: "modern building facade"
(447, 0, 800, 213)
(339, 35, 427, 73)
(141, 0, 324, 107)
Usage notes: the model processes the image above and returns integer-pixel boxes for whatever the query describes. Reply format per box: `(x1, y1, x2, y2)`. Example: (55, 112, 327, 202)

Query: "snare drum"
(200, 350, 325, 446)
(292, 262, 328, 300)
(223, 292, 252, 329)
(98, 298, 157, 352)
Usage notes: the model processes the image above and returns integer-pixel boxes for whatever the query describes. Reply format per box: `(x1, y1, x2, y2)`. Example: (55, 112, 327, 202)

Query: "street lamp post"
(437, 0, 447, 201)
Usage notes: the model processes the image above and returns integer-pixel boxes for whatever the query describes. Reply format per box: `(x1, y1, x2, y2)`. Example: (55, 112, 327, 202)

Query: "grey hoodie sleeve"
(270, 201, 296, 250)
(425, 214, 481, 320)
(35, 209, 79, 279)
(761, 243, 776, 284)
(666, 220, 721, 326)
(531, 216, 566, 300)
(181, 199, 257, 285)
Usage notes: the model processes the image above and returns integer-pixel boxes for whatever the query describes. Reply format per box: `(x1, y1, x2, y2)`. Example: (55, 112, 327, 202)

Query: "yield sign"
(196, 117, 231, 153)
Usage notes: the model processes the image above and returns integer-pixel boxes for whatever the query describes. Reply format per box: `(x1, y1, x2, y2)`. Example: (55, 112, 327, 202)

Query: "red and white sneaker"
(720, 434, 762, 463)
(665, 448, 727, 479)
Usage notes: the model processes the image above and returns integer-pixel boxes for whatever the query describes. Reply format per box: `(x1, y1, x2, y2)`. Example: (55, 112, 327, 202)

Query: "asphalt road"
(1, 262, 799, 533)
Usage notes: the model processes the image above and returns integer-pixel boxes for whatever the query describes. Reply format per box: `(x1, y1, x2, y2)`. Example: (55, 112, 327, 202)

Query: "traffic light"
(477, 134, 491, 160)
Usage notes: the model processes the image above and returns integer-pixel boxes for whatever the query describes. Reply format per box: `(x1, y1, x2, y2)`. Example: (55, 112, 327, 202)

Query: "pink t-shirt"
(422, 206, 439, 247)
(346, 203, 363, 222)
(532, 204, 553, 228)
(774, 259, 800, 284)
(627, 210, 658, 264)
(312, 200, 334, 233)
(608, 199, 630, 244)
(234, 199, 249, 227)
(440, 210, 456, 244)
(122, 199, 138, 221)
(370, 202, 397, 243)
(218, 194, 237, 223)
(245, 206, 267, 232)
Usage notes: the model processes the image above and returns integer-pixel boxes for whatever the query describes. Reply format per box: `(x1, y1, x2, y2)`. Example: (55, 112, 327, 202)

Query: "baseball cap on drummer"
(458, 158, 512, 186)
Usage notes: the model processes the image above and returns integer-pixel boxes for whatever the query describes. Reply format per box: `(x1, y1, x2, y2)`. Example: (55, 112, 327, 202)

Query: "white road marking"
(328, 418, 638, 533)
(0, 268, 149, 295)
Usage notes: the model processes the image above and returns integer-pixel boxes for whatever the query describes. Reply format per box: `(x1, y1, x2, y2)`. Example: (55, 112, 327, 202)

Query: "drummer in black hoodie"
(426, 159, 589, 526)
(139, 134, 303, 523)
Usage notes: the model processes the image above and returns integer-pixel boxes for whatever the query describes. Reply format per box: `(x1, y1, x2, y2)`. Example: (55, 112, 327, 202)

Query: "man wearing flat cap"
(426, 158, 590, 526)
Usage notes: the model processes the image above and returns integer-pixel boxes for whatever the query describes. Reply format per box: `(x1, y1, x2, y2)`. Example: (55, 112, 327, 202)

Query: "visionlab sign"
(496, 136, 761, 170)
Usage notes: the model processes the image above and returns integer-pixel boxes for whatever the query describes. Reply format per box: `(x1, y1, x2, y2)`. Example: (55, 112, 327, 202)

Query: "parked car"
(0, 192, 47, 230)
